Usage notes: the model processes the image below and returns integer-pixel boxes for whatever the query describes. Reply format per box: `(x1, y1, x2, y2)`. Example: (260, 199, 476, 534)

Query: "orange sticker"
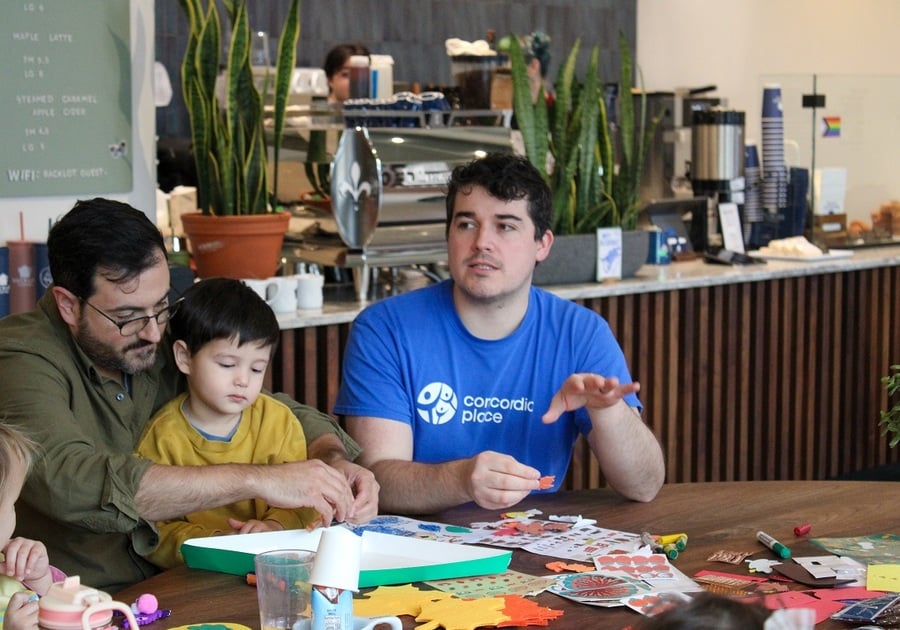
(538, 475, 555, 489)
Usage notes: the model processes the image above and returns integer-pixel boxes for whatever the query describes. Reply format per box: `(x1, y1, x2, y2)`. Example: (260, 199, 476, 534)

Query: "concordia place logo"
(416, 382, 458, 425)
(416, 382, 535, 426)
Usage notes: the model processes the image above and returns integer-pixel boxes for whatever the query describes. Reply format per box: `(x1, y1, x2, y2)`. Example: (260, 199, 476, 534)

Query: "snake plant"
(178, 0, 299, 215)
(880, 364, 900, 448)
(510, 32, 662, 234)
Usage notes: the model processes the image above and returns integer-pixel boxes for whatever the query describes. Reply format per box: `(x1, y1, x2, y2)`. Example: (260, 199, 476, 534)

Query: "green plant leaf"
(181, 0, 220, 214)
(304, 129, 330, 197)
(271, 0, 300, 208)
(509, 36, 538, 176)
(618, 33, 635, 174)
(222, 0, 237, 24)
(574, 46, 600, 232)
(553, 40, 579, 177)
(246, 123, 268, 214)
(185, 75, 211, 213)
(879, 364, 900, 448)
(195, 3, 220, 109)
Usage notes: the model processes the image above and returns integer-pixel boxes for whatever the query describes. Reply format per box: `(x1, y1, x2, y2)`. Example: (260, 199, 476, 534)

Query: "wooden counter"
(266, 245, 900, 488)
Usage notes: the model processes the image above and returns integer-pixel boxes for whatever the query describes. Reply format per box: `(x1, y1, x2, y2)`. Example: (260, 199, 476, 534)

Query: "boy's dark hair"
(169, 278, 279, 356)
(444, 153, 552, 241)
(635, 592, 770, 630)
(47, 198, 167, 299)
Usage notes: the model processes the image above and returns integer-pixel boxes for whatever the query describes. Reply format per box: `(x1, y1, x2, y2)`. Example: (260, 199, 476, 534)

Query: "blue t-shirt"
(333, 280, 640, 490)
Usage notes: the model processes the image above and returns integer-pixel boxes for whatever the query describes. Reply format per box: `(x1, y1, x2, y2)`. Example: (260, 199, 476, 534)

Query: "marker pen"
(640, 531, 664, 554)
(756, 530, 791, 559)
(657, 533, 688, 550)
(661, 543, 679, 560)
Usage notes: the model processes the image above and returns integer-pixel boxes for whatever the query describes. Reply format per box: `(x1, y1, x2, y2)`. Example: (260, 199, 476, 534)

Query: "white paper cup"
(310, 527, 361, 592)
(255, 549, 315, 630)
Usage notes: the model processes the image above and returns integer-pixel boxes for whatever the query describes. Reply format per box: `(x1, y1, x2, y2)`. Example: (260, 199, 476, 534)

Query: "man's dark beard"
(76, 318, 158, 375)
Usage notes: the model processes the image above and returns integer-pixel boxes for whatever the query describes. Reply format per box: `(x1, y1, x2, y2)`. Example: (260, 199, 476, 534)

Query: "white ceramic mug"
(295, 273, 324, 310)
(242, 278, 278, 305)
(267, 276, 300, 312)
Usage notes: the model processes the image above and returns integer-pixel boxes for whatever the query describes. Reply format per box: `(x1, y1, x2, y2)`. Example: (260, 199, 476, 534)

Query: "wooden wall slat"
(749, 282, 767, 480)
(270, 265, 900, 488)
(800, 282, 822, 479)
(736, 282, 751, 480)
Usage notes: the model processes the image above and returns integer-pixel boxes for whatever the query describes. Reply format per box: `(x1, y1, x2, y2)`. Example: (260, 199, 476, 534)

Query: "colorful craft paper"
(352, 584, 454, 617)
(353, 584, 564, 629)
(867, 564, 900, 592)
(762, 591, 843, 624)
(425, 570, 549, 598)
(416, 597, 507, 630)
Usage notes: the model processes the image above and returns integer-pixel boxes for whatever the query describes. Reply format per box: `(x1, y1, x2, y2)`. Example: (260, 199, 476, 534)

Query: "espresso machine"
(637, 87, 722, 203)
(280, 116, 514, 300)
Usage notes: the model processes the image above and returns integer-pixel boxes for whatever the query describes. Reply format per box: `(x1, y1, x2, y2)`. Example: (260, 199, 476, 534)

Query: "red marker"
(793, 523, 811, 536)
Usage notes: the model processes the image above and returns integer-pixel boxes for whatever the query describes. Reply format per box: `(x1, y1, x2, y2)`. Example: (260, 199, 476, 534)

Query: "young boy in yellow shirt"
(136, 278, 321, 568)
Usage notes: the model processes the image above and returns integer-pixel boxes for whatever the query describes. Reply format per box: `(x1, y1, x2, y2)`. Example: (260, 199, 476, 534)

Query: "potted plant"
(507, 32, 662, 283)
(879, 364, 900, 448)
(177, 0, 299, 279)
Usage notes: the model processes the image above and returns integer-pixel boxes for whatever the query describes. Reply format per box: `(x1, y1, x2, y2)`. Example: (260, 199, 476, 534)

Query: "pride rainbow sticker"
(822, 116, 841, 137)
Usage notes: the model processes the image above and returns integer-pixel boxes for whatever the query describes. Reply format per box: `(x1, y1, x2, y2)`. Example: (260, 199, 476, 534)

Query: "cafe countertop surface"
(275, 243, 900, 330)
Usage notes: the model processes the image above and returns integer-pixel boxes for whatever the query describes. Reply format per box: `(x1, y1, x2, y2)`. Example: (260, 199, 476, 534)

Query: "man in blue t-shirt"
(335, 153, 665, 513)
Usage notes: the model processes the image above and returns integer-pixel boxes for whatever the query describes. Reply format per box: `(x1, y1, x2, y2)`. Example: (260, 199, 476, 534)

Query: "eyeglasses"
(82, 297, 183, 336)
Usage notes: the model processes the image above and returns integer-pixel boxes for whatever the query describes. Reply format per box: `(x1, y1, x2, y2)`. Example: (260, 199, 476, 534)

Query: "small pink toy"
(132, 594, 158, 616)
(117, 592, 171, 628)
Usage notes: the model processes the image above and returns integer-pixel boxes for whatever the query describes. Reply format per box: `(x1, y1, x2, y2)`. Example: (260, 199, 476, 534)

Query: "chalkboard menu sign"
(1, 1, 132, 197)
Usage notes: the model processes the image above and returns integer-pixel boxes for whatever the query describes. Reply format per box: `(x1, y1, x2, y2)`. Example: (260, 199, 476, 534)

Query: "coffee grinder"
(689, 108, 745, 252)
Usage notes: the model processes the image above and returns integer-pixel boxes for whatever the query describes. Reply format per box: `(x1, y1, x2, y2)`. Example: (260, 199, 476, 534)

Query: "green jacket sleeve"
(0, 304, 176, 534)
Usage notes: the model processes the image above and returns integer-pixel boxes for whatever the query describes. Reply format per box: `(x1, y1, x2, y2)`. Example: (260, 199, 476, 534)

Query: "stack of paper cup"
(742, 142, 763, 241)
(761, 84, 788, 210)
(310, 527, 362, 630)
(310, 527, 362, 591)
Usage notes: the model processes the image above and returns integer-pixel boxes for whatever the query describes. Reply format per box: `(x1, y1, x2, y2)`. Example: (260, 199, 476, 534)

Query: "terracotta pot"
(180, 212, 291, 279)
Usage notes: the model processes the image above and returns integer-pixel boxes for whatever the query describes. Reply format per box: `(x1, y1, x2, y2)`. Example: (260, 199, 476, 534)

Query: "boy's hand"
(227, 517, 285, 534)
(1, 538, 52, 596)
(3, 591, 39, 630)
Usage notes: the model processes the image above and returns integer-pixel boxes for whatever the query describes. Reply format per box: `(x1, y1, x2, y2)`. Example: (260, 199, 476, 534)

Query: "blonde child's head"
(0, 424, 38, 548)
(0, 423, 37, 497)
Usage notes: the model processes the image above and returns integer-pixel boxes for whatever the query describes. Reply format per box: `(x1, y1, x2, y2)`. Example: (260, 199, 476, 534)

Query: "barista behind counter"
(323, 43, 370, 103)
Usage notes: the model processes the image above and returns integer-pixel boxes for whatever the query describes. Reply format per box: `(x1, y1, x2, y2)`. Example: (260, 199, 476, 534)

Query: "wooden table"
(116, 481, 899, 629)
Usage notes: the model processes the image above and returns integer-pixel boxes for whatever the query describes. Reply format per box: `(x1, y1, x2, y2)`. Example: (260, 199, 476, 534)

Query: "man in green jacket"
(0, 198, 378, 592)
